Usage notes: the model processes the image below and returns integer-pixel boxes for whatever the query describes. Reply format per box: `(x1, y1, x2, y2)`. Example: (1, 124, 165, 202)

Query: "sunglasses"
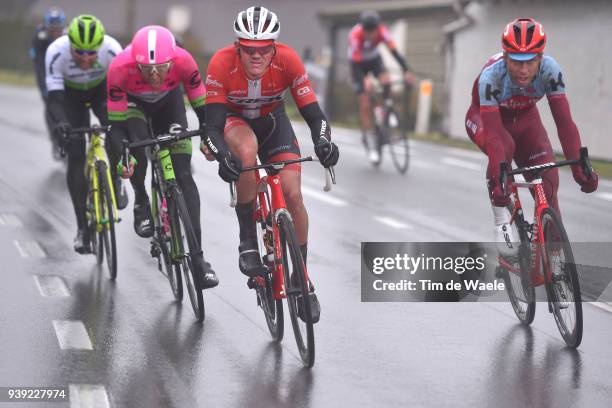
(137, 62, 172, 75)
(239, 44, 275, 56)
(73, 48, 97, 56)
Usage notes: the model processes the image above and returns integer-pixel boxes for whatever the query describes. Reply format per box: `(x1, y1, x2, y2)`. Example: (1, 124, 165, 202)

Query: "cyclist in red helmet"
(465, 18, 598, 255)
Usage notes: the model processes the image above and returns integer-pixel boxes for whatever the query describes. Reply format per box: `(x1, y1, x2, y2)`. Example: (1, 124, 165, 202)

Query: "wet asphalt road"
(1, 84, 611, 408)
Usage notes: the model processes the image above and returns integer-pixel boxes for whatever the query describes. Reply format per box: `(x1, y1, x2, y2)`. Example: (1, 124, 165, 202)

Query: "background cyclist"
(202, 6, 339, 323)
(30, 7, 66, 159)
(464, 18, 598, 255)
(108, 25, 218, 289)
(348, 10, 416, 164)
(45, 14, 126, 253)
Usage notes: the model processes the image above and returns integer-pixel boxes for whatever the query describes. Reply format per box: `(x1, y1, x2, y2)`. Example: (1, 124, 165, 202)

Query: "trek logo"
(109, 86, 123, 102)
(320, 120, 327, 137)
(292, 73, 309, 88)
(549, 72, 565, 92)
(189, 71, 202, 89)
(485, 84, 501, 101)
(205, 137, 218, 154)
(227, 94, 285, 105)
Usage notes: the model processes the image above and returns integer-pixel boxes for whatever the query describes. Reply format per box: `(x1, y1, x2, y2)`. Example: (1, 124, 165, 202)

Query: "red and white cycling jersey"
(205, 42, 317, 120)
(348, 24, 396, 63)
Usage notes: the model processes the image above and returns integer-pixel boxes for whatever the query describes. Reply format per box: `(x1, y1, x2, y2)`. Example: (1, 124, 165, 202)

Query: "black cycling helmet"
(360, 10, 381, 31)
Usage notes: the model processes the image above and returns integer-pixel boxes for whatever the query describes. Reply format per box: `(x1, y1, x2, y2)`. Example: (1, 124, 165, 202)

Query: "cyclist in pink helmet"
(107, 25, 218, 288)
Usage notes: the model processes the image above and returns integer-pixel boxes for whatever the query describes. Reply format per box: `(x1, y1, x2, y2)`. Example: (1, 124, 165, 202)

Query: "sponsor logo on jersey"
(229, 89, 247, 95)
(292, 73, 309, 88)
(206, 75, 223, 88)
(189, 71, 202, 88)
(109, 86, 123, 102)
(227, 92, 285, 105)
(296, 86, 311, 96)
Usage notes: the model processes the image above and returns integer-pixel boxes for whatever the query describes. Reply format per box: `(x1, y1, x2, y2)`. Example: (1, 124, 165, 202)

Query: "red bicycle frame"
(498, 178, 550, 287)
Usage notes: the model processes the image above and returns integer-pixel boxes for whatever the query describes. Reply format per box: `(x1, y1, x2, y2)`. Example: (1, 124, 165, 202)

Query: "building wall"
(447, 0, 612, 160)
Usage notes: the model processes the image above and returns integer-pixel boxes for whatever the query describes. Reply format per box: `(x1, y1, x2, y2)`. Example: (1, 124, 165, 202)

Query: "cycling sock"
(235, 200, 256, 243)
(491, 205, 511, 227)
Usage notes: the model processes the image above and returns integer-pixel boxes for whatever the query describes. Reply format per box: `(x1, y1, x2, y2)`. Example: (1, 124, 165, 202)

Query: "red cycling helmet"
(502, 18, 546, 61)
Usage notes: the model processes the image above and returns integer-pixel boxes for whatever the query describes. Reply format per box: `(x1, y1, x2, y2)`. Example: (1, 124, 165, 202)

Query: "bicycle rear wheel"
(387, 106, 409, 174)
(255, 201, 283, 341)
(503, 206, 535, 324)
(169, 184, 204, 321)
(97, 161, 117, 280)
(278, 211, 315, 367)
(541, 208, 582, 348)
(152, 186, 182, 302)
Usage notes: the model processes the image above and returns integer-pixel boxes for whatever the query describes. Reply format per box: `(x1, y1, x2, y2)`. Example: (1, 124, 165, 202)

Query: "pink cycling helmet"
(131, 25, 176, 64)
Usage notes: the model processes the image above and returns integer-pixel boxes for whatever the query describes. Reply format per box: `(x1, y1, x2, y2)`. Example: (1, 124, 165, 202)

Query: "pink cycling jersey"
(107, 45, 205, 121)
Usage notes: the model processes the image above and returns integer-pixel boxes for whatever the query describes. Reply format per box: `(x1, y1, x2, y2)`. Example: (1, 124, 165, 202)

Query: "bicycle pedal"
(149, 242, 161, 258)
(247, 277, 257, 289)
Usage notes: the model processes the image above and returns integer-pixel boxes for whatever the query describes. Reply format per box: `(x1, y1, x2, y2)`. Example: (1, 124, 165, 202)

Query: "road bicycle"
(362, 77, 411, 174)
(123, 129, 206, 321)
(67, 126, 120, 279)
(229, 157, 334, 367)
(496, 147, 593, 348)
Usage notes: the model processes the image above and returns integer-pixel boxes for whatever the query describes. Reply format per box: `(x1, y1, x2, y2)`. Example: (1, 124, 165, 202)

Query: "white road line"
(52, 320, 93, 350)
(374, 216, 413, 229)
(302, 186, 348, 207)
(13, 240, 46, 258)
(13, 240, 28, 258)
(589, 302, 612, 314)
(441, 157, 481, 171)
(34, 275, 70, 297)
(0, 213, 22, 227)
(69, 384, 110, 408)
(596, 192, 612, 201)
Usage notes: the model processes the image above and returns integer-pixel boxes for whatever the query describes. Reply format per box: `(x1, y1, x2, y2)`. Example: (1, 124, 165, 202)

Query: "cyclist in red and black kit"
(465, 18, 598, 253)
(202, 6, 339, 323)
(349, 10, 416, 164)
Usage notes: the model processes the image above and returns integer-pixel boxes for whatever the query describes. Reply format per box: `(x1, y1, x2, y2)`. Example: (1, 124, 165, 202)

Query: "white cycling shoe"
(494, 223, 519, 258)
(368, 149, 380, 164)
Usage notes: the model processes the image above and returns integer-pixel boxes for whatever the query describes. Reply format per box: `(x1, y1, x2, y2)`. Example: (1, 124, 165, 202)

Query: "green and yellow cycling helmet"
(68, 15, 105, 51)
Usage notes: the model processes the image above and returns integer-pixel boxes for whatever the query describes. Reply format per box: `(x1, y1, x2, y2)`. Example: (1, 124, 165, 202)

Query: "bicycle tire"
(87, 168, 102, 265)
(169, 184, 204, 322)
(387, 106, 409, 174)
(152, 184, 183, 302)
(97, 161, 117, 280)
(503, 205, 535, 325)
(255, 201, 283, 341)
(541, 208, 583, 348)
(278, 211, 315, 367)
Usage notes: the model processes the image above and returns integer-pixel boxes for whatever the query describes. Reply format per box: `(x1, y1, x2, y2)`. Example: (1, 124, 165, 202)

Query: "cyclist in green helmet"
(46, 14, 128, 253)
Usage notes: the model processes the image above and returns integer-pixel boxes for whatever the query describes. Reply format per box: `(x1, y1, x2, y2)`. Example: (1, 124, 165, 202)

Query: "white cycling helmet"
(233, 6, 280, 42)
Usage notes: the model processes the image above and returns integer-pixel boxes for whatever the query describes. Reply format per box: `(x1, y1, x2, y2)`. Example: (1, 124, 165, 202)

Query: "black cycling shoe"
(238, 240, 267, 277)
(114, 177, 129, 210)
(197, 258, 219, 289)
(133, 202, 154, 238)
(291, 272, 320, 323)
(73, 228, 91, 254)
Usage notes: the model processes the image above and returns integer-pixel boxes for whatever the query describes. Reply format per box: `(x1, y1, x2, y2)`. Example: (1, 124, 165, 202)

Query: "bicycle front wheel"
(255, 203, 283, 341)
(278, 211, 315, 367)
(152, 187, 182, 302)
(386, 107, 409, 174)
(97, 161, 117, 280)
(503, 206, 535, 325)
(169, 184, 204, 322)
(541, 208, 582, 348)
